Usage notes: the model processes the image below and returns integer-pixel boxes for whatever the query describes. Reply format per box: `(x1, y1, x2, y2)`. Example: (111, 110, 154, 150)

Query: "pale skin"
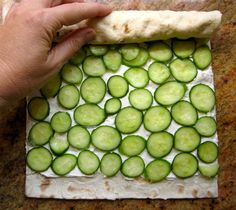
(0, 0, 111, 108)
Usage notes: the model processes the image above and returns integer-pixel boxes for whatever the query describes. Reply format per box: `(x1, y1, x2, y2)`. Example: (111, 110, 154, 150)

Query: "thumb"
(48, 27, 95, 69)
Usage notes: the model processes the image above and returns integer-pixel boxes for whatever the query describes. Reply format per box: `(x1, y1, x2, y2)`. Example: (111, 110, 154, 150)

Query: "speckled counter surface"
(0, 0, 236, 210)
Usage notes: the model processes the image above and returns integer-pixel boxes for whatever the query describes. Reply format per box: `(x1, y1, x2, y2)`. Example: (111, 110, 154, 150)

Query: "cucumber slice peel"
(28, 97, 49, 121)
(49, 133, 69, 155)
(148, 62, 170, 84)
(197, 141, 218, 163)
(199, 162, 219, 178)
(107, 75, 128, 98)
(120, 44, 140, 61)
(172, 39, 195, 58)
(123, 47, 148, 67)
(103, 50, 122, 71)
(83, 56, 106, 76)
(195, 116, 217, 137)
(61, 63, 83, 85)
(105, 98, 121, 115)
(40, 74, 61, 98)
(149, 42, 172, 62)
(193, 45, 212, 70)
(50, 112, 71, 133)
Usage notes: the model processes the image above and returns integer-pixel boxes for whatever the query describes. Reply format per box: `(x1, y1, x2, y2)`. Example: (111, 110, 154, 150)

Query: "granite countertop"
(0, 0, 236, 209)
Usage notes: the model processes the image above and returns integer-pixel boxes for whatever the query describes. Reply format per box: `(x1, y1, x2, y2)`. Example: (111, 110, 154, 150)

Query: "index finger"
(46, 3, 112, 29)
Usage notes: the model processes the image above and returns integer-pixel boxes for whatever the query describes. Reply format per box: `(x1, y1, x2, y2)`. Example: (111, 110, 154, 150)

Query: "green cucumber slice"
(121, 156, 145, 178)
(83, 56, 106, 76)
(197, 141, 218, 163)
(144, 106, 171, 132)
(50, 112, 71, 133)
(40, 74, 61, 98)
(52, 154, 77, 176)
(195, 116, 217, 137)
(124, 67, 149, 88)
(69, 48, 86, 65)
(154, 81, 186, 106)
(129, 88, 153, 110)
(120, 44, 140, 61)
(193, 45, 212, 70)
(172, 39, 195, 58)
(199, 163, 219, 178)
(28, 97, 49, 121)
(103, 50, 122, 71)
(58, 85, 80, 109)
(172, 153, 198, 178)
(147, 132, 173, 158)
(74, 104, 105, 126)
(77, 150, 100, 175)
(104, 98, 121, 115)
(49, 133, 69, 155)
(107, 75, 129, 98)
(144, 159, 171, 182)
(100, 152, 122, 177)
(81, 77, 106, 103)
(174, 127, 201, 152)
(170, 58, 197, 83)
(171, 101, 198, 126)
(149, 42, 172, 62)
(119, 135, 146, 157)
(148, 62, 170, 84)
(28, 122, 53, 146)
(61, 63, 83, 85)
(115, 107, 142, 134)
(91, 126, 121, 151)
(68, 125, 90, 150)
(89, 45, 108, 56)
(123, 47, 148, 67)
(190, 84, 215, 113)
(26, 147, 52, 172)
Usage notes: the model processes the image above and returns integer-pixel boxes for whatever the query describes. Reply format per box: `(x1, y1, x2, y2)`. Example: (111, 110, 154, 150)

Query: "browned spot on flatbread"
(150, 190, 158, 197)
(68, 185, 79, 192)
(207, 191, 213, 197)
(40, 178, 51, 192)
(124, 24, 130, 33)
(192, 189, 198, 198)
(105, 180, 111, 191)
(135, 176, 146, 184)
(113, 24, 117, 30)
(178, 185, 185, 193)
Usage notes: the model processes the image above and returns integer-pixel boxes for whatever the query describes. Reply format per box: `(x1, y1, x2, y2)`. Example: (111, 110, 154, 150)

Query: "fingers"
(46, 2, 112, 30)
(48, 27, 95, 70)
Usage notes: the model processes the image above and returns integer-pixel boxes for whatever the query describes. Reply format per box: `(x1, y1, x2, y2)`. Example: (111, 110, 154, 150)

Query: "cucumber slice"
(171, 101, 198, 126)
(50, 112, 71, 133)
(172, 153, 198, 178)
(121, 156, 145, 178)
(119, 135, 146, 157)
(61, 63, 83, 85)
(199, 162, 219, 178)
(40, 74, 61, 98)
(26, 147, 52, 172)
(104, 98, 121, 115)
(190, 84, 215, 113)
(174, 127, 201, 152)
(147, 132, 173, 158)
(129, 88, 153, 110)
(58, 85, 80, 109)
(89, 45, 108, 56)
(100, 152, 122, 177)
(193, 45, 212, 70)
(197, 141, 218, 163)
(77, 150, 100, 175)
(74, 104, 105, 126)
(28, 97, 49, 121)
(103, 50, 122, 71)
(81, 77, 106, 103)
(172, 39, 195, 58)
(124, 67, 149, 88)
(149, 42, 172, 62)
(115, 107, 142, 134)
(148, 62, 170, 84)
(91, 126, 121, 151)
(28, 122, 53, 146)
(123, 47, 148, 67)
(51, 154, 77, 176)
(154, 81, 186, 106)
(144, 106, 171, 132)
(144, 159, 171, 182)
(83, 56, 106, 76)
(120, 44, 140, 61)
(68, 125, 90, 150)
(49, 133, 69, 155)
(195, 116, 217, 137)
(170, 58, 197, 83)
(69, 48, 86, 65)
(107, 75, 129, 98)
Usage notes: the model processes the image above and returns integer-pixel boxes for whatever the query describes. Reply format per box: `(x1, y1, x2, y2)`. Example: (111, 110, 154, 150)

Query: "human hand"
(0, 0, 111, 107)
